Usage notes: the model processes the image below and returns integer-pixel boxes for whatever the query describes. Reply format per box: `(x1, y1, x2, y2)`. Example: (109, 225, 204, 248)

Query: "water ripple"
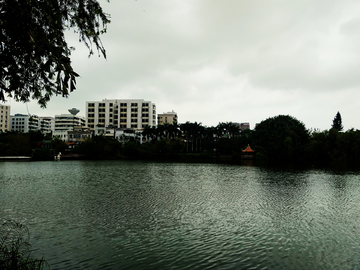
(1, 161, 360, 269)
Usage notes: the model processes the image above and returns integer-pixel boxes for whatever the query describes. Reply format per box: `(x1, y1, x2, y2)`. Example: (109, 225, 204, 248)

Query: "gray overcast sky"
(6, 0, 360, 130)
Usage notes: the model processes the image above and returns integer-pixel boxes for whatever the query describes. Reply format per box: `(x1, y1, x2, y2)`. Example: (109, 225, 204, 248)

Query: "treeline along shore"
(1, 114, 359, 169)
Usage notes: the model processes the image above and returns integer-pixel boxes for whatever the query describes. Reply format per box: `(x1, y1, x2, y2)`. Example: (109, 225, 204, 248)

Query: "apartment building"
(53, 110, 86, 140)
(0, 104, 10, 132)
(158, 111, 178, 125)
(86, 99, 156, 130)
(240, 122, 250, 131)
(10, 114, 51, 133)
(39, 117, 55, 133)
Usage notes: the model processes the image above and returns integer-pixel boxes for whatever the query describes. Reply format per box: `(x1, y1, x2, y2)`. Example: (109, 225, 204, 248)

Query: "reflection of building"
(86, 99, 156, 130)
(158, 111, 178, 125)
(53, 108, 86, 140)
(0, 105, 10, 132)
(10, 114, 51, 133)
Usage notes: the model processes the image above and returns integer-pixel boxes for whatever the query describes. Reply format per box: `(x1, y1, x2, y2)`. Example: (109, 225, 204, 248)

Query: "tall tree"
(0, 0, 110, 107)
(332, 111, 343, 131)
(254, 115, 309, 161)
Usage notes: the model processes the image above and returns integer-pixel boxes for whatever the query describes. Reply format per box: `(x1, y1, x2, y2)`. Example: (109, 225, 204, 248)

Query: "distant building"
(53, 108, 86, 141)
(68, 125, 92, 143)
(86, 99, 156, 130)
(240, 122, 250, 131)
(39, 117, 55, 134)
(158, 111, 178, 125)
(0, 104, 10, 132)
(11, 114, 53, 134)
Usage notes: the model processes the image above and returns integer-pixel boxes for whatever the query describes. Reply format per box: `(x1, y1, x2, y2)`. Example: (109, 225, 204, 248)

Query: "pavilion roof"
(242, 144, 255, 153)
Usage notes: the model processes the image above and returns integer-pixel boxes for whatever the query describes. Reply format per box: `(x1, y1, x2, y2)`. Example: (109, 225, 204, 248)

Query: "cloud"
(6, 0, 360, 131)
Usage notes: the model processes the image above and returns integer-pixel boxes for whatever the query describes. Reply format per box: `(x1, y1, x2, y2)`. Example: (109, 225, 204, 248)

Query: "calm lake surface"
(1, 160, 360, 269)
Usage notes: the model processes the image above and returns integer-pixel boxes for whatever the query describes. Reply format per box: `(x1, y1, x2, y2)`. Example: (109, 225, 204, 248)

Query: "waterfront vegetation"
(1, 114, 360, 169)
(0, 221, 47, 270)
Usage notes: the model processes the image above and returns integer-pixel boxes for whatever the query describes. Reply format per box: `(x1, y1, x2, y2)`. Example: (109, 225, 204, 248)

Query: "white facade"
(0, 104, 10, 132)
(53, 114, 86, 141)
(86, 99, 156, 130)
(10, 114, 51, 133)
(39, 117, 55, 133)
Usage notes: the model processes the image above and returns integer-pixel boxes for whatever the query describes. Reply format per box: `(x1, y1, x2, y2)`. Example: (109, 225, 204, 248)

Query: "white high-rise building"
(10, 114, 53, 133)
(0, 104, 10, 132)
(53, 108, 86, 140)
(39, 117, 55, 133)
(86, 99, 156, 130)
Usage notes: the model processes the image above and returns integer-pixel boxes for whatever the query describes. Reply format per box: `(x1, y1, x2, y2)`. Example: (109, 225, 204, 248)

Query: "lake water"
(1, 160, 360, 269)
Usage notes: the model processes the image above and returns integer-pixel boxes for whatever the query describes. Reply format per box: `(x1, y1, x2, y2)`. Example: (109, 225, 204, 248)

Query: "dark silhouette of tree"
(332, 111, 343, 131)
(0, 0, 110, 106)
(180, 122, 204, 152)
(254, 115, 309, 162)
(215, 122, 240, 138)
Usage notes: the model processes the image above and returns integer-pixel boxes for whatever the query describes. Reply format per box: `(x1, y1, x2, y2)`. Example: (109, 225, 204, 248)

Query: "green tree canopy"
(0, 0, 110, 107)
(332, 111, 343, 131)
(254, 115, 309, 161)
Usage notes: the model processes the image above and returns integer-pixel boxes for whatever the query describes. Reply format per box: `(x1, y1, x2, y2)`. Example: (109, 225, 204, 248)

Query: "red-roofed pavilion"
(242, 144, 255, 159)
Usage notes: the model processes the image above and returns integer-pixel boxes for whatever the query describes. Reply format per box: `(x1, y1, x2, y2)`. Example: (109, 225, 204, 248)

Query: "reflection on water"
(1, 161, 360, 269)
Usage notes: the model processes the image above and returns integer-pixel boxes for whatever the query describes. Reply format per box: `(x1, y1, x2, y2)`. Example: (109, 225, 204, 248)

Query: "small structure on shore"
(241, 145, 255, 159)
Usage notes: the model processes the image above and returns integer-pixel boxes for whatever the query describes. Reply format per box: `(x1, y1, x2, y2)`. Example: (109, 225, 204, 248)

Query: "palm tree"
(180, 122, 204, 152)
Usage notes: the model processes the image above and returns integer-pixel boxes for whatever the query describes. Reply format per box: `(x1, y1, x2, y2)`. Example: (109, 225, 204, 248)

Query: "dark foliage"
(332, 111, 343, 131)
(75, 136, 122, 159)
(305, 128, 360, 168)
(0, 221, 48, 270)
(253, 115, 309, 162)
(0, 0, 110, 106)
